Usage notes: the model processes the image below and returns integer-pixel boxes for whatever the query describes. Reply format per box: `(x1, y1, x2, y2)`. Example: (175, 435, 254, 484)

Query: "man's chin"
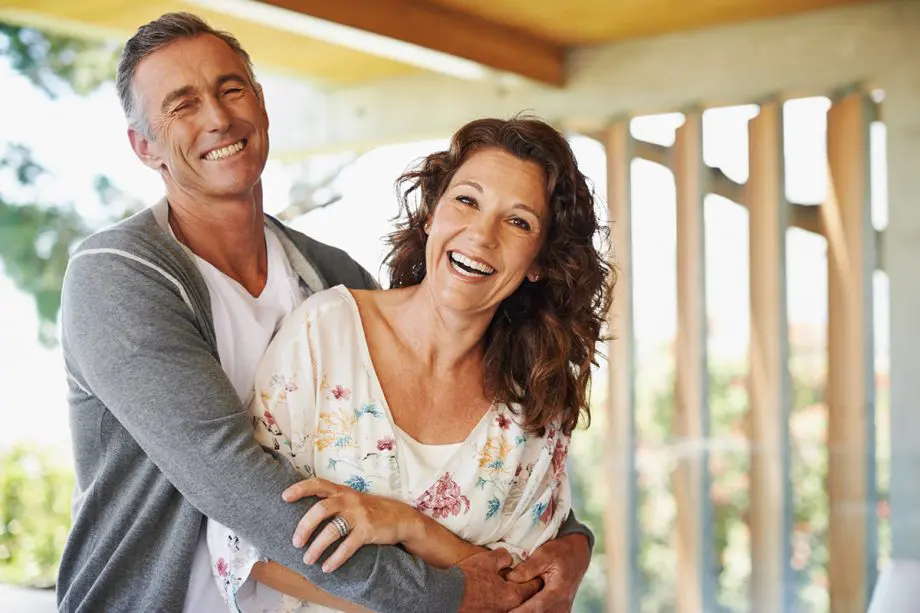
(200, 173, 263, 200)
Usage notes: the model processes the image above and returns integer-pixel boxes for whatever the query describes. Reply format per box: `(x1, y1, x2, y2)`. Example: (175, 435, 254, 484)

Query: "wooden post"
(604, 121, 640, 613)
(824, 91, 877, 613)
(747, 100, 795, 613)
(673, 111, 718, 613)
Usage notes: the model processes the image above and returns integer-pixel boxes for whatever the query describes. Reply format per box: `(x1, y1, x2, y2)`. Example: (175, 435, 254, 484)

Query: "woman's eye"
(510, 218, 532, 231)
(223, 88, 243, 96)
(456, 195, 477, 207)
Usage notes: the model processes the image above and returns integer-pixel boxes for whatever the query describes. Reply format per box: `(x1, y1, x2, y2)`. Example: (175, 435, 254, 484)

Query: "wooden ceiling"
(0, 0, 875, 87)
(425, 0, 875, 45)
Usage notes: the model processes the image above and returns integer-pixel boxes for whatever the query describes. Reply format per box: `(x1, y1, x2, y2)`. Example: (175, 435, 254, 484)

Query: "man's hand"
(457, 549, 541, 613)
(505, 534, 591, 613)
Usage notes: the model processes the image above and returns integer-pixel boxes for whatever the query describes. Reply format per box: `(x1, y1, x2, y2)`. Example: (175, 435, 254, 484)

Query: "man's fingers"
(517, 577, 543, 600)
(292, 498, 340, 548)
(320, 532, 365, 573)
(303, 518, 347, 565)
(283, 477, 338, 502)
(500, 577, 542, 611)
(485, 548, 514, 572)
(506, 557, 544, 584)
(508, 587, 553, 613)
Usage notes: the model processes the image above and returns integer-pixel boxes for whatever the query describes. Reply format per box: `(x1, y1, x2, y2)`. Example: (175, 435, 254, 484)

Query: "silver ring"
(331, 515, 350, 538)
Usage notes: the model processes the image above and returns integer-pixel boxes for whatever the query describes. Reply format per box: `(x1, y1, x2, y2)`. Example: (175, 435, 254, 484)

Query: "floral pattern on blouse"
(207, 286, 572, 613)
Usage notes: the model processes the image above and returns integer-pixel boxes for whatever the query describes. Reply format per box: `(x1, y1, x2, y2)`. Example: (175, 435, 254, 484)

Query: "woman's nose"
(468, 214, 500, 248)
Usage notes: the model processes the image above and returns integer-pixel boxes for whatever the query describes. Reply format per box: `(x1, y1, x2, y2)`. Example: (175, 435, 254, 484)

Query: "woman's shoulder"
(269, 285, 360, 346)
(290, 285, 359, 323)
(495, 404, 569, 447)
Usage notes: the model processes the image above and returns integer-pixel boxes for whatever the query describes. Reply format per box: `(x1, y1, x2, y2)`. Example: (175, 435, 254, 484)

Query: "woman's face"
(423, 147, 548, 320)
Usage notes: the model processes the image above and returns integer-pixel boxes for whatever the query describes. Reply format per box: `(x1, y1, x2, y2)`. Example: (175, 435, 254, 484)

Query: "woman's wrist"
(401, 507, 432, 549)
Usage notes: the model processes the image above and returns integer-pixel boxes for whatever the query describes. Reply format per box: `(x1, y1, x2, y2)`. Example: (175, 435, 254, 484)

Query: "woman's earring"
(529, 273, 540, 282)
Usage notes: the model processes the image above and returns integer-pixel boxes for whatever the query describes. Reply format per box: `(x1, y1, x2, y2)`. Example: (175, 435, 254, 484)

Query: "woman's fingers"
(320, 531, 365, 573)
(303, 515, 353, 566)
(283, 477, 339, 502)
(292, 498, 341, 548)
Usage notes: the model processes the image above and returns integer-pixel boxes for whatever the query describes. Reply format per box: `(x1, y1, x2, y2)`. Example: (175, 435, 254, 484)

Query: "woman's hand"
(283, 477, 424, 573)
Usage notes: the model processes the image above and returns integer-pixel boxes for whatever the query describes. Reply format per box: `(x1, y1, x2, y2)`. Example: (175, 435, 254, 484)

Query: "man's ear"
(128, 126, 164, 171)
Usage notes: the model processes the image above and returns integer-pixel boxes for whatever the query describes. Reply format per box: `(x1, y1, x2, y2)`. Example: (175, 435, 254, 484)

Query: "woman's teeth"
(204, 140, 246, 161)
(449, 252, 495, 277)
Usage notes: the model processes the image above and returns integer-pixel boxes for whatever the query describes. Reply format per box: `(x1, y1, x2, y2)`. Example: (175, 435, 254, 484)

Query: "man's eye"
(223, 88, 243, 96)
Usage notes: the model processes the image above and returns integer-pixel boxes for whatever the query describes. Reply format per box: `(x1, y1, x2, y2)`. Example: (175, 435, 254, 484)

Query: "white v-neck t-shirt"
(181, 226, 305, 613)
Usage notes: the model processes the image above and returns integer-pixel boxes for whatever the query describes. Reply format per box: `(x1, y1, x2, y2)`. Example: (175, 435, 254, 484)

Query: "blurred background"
(1, 0, 918, 611)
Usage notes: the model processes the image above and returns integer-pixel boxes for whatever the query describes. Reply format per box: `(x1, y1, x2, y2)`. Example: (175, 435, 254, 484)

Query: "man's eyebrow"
(159, 74, 251, 113)
(216, 73, 250, 88)
(160, 86, 195, 113)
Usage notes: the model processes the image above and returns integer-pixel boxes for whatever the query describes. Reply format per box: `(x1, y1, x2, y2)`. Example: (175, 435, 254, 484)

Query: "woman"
(208, 116, 613, 612)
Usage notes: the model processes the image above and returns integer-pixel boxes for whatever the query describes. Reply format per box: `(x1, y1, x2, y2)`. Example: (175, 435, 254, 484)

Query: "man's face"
(128, 34, 269, 202)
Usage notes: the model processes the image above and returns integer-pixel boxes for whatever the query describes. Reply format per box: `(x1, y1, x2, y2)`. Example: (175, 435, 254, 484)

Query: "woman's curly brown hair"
(383, 116, 615, 435)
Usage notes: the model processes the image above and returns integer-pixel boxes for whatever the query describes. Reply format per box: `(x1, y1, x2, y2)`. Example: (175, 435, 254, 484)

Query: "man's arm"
(61, 250, 463, 613)
(556, 509, 595, 552)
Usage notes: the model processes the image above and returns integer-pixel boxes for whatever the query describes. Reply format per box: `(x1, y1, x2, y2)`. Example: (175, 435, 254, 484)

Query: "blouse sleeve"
(485, 425, 573, 565)
(206, 310, 319, 612)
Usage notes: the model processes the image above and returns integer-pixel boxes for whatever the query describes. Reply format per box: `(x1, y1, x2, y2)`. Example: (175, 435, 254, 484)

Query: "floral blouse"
(207, 286, 572, 613)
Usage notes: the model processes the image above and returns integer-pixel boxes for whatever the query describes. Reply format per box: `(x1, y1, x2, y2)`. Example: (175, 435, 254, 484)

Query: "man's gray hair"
(116, 12, 258, 137)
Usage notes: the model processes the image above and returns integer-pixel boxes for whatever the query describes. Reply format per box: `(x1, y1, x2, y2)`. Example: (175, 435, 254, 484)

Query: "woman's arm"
(402, 513, 486, 568)
(249, 561, 371, 613)
(285, 478, 487, 572)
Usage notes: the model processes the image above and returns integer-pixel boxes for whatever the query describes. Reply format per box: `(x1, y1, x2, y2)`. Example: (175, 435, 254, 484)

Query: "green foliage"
(0, 24, 118, 98)
(0, 22, 121, 344)
(0, 445, 74, 588)
(0, 145, 90, 344)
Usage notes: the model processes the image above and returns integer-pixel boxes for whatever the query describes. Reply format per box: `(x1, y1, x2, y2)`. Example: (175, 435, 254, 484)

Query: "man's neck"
(167, 194, 268, 297)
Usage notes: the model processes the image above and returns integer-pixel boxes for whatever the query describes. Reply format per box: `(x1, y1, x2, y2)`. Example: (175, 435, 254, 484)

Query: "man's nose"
(202, 96, 232, 133)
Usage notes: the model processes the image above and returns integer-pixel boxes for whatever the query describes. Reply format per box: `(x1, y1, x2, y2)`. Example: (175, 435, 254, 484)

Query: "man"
(57, 12, 592, 612)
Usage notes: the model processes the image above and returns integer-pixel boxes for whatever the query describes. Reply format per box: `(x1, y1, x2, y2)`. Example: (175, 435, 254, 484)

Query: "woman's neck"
(376, 283, 494, 376)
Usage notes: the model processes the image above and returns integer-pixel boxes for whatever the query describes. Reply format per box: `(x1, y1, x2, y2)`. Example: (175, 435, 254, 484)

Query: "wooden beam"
(710, 167, 745, 204)
(824, 91, 877, 613)
(673, 112, 718, 613)
(604, 121, 640, 613)
(746, 100, 795, 613)
(790, 204, 822, 235)
(634, 139, 671, 167)
(252, 0, 565, 85)
(634, 139, 746, 204)
(875, 229, 885, 272)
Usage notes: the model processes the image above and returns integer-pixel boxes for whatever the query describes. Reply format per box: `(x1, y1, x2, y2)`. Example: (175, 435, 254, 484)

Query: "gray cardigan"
(56, 201, 592, 612)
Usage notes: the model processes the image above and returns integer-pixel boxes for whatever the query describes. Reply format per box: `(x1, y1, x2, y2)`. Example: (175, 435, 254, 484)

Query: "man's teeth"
(449, 252, 495, 276)
(204, 140, 245, 161)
